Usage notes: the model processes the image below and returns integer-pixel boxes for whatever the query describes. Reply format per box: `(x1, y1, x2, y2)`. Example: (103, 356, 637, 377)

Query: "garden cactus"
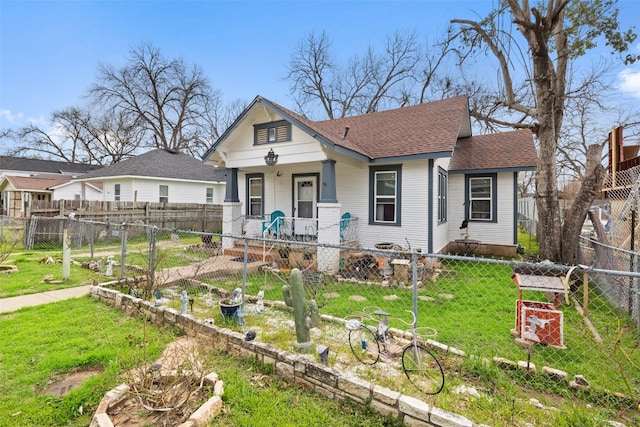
(282, 268, 320, 352)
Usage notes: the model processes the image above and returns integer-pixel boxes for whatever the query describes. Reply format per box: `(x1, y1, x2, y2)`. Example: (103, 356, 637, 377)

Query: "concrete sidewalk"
(0, 285, 93, 313)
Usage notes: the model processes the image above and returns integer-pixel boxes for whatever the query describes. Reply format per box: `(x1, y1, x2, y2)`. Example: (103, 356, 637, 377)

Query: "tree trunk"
(533, 65, 563, 262)
(560, 144, 603, 264)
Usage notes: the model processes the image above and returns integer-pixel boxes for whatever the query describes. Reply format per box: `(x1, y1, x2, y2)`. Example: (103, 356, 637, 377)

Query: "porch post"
(222, 202, 242, 249)
(317, 202, 341, 273)
(320, 160, 337, 203)
(224, 168, 239, 202)
(222, 168, 241, 250)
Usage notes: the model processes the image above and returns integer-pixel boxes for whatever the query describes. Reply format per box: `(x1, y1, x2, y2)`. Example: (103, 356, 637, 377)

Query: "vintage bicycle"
(345, 306, 445, 395)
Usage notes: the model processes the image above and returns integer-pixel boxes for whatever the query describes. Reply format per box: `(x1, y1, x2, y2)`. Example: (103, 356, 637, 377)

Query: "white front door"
(293, 175, 317, 237)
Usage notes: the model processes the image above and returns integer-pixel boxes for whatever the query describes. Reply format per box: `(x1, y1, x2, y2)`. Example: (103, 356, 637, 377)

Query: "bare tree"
(6, 107, 143, 165)
(451, 0, 639, 263)
(89, 42, 222, 158)
(286, 31, 425, 119)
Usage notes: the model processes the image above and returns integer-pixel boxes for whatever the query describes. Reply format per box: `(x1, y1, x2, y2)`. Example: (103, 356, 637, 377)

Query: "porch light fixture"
(264, 148, 278, 166)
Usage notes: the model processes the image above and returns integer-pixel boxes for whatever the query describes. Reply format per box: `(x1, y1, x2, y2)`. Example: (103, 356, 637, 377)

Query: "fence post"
(120, 222, 128, 280)
(241, 238, 249, 304)
(148, 226, 158, 288)
(62, 228, 71, 281)
(412, 250, 419, 326)
(89, 222, 94, 261)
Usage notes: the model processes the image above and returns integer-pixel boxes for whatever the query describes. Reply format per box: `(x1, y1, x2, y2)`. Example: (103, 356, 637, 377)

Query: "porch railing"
(241, 214, 358, 243)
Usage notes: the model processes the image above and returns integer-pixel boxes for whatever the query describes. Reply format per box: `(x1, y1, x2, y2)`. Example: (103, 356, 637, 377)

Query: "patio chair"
(262, 210, 285, 237)
(340, 212, 351, 241)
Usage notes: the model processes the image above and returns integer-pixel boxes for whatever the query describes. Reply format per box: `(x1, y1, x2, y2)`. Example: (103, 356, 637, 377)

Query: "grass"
(213, 356, 402, 427)
(0, 297, 177, 427)
(0, 252, 104, 298)
(3, 241, 639, 426)
(194, 262, 640, 425)
(518, 226, 539, 256)
(0, 297, 405, 427)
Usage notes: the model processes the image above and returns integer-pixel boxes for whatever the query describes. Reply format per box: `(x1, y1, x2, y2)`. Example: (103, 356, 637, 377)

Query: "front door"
(293, 175, 317, 237)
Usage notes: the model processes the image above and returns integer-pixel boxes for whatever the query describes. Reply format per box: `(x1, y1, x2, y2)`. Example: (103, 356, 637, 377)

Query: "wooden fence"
(29, 200, 222, 233)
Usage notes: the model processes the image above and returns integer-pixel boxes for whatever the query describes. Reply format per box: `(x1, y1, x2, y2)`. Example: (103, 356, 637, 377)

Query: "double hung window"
(369, 165, 401, 226)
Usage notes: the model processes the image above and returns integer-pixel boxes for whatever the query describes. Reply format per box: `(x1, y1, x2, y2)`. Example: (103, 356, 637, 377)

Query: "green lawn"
(0, 252, 104, 298)
(0, 297, 176, 426)
(0, 297, 403, 427)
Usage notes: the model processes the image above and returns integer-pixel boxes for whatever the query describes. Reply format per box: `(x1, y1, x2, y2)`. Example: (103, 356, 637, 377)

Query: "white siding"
(215, 108, 327, 169)
(99, 178, 223, 203)
(52, 182, 102, 201)
(432, 157, 452, 253)
(448, 172, 516, 246)
(336, 160, 431, 251)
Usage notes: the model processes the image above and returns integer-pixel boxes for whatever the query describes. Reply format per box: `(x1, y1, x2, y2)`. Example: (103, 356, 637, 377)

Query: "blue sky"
(1, 0, 640, 130)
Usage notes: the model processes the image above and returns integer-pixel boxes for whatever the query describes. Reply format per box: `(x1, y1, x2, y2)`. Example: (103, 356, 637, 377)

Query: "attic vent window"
(254, 120, 291, 145)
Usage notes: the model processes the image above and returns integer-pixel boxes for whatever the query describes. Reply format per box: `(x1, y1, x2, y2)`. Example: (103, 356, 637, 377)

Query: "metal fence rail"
(5, 216, 640, 420)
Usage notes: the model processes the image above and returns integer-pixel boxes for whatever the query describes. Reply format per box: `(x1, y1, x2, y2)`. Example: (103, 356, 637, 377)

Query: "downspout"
(513, 172, 518, 245)
(428, 159, 434, 253)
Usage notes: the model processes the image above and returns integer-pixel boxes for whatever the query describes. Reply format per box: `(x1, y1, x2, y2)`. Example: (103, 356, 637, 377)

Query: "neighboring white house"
(75, 148, 227, 204)
(203, 95, 537, 271)
(0, 156, 100, 217)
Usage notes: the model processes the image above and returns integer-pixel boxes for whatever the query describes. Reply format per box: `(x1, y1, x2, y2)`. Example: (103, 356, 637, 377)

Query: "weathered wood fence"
(30, 200, 222, 233)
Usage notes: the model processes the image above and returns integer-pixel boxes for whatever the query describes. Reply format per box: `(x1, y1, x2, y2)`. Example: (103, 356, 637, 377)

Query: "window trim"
(465, 173, 497, 223)
(368, 165, 402, 226)
(254, 120, 291, 145)
(159, 185, 169, 203)
(246, 173, 264, 217)
(437, 167, 447, 224)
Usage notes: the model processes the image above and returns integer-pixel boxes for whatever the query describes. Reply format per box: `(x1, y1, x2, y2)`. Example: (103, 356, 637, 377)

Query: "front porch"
(222, 213, 359, 271)
(240, 214, 358, 243)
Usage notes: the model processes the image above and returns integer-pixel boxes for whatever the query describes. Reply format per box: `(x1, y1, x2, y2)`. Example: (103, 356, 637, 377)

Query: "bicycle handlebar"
(395, 310, 417, 327)
(350, 307, 418, 328)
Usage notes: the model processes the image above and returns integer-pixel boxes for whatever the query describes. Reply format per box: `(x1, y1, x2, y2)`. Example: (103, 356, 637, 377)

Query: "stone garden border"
(89, 284, 482, 427)
(89, 283, 627, 427)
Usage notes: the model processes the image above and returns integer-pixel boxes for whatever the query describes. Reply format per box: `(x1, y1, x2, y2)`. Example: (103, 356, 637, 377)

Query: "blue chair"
(340, 212, 351, 241)
(262, 210, 285, 236)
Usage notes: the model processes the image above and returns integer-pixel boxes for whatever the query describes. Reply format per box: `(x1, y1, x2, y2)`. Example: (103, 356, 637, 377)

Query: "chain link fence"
(6, 215, 640, 423)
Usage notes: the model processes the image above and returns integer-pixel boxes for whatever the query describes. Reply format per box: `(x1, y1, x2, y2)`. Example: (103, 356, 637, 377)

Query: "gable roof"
(0, 156, 98, 175)
(204, 95, 472, 162)
(448, 129, 537, 173)
(311, 96, 471, 159)
(1, 174, 72, 192)
(77, 149, 227, 182)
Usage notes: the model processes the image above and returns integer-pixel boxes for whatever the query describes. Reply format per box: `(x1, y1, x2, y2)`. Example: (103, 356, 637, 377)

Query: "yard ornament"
(282, 268, 320, 353)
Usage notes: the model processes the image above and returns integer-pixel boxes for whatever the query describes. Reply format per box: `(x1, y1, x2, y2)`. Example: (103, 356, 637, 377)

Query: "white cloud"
(0, 110, 48, 128)
(618, 68, 640, 98)
(0, 109, 22, 124)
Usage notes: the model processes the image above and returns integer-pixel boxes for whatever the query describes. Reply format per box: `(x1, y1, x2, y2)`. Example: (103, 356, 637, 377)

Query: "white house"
(76, 148, 226, 204)
(203, 95, 537, 271)
(0, 156, 100, 217)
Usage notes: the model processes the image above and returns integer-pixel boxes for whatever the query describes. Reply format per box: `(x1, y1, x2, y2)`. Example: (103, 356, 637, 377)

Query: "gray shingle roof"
(0, 156, 98, 174)
(78, 149, 226, 182)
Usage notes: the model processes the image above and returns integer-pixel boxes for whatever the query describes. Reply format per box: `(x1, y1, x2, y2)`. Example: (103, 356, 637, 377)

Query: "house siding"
(100, 178, 222, 204)
(337, 160, 431, 251)
(53, 183, 101, 201)
(225, 109, 326, 169)
(432, 157, 452, 253)
(448, 172, 515, 246)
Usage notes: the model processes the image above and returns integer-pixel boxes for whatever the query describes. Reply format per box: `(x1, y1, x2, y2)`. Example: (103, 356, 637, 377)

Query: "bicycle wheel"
(402, 343, 444, 395)
(349, 326, 380, 365)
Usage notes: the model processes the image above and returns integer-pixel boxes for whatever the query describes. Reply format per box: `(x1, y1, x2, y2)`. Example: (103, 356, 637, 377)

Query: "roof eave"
(449, 166, 536, 174)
